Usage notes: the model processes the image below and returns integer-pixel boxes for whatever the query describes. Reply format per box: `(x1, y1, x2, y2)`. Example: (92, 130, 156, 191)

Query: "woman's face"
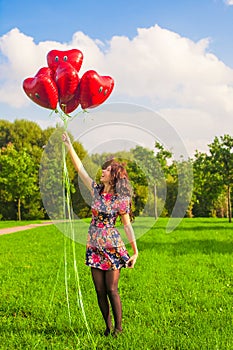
(100, 165, 112, 183)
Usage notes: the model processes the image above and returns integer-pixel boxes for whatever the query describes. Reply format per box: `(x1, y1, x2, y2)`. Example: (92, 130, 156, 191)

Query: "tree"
(39, 127, 66, 220)
(169, 158, 194, 218)
(131, 144, 172, 218)
(0, 143, 38, 220)
(0, 120, 12, 148)
(126, 158, 148, 217)
(9, 119, 44, 149)
(208, 135, 233, 222)
(192, 151, 222, 217)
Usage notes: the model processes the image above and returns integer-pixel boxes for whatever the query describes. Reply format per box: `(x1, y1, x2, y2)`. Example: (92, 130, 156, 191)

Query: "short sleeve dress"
(85, 181, 130, 270)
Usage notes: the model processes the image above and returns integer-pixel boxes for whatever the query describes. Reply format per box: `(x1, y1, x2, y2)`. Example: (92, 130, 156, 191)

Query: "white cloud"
(0, 25, 233, 156)
(159, 107, 232, 156)
(225, 0, 233, 5)
(106, 25, 233, 115)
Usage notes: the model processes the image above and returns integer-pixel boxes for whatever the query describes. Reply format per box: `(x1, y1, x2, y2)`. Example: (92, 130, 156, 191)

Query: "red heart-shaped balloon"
(23, 67, 58, 110)
(47, 49, 83, 73)
(59, 91, 80, 114)
(55, 62, 80, 104)
(78, 70, 114, 109)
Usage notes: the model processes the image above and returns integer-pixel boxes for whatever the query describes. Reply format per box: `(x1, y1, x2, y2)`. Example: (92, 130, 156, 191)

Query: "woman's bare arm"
(121, 213, 138, 268)
(62, 132, 92, 191)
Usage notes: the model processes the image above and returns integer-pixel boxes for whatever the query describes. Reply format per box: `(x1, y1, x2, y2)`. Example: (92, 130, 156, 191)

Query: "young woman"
(62, 132, 138, 337)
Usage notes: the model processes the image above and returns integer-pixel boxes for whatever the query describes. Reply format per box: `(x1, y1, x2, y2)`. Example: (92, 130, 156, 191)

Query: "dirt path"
(0, 222, 54, 236)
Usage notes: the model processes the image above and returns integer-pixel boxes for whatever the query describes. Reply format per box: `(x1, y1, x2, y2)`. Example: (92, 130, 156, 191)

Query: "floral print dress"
(85, 181, 130, 270)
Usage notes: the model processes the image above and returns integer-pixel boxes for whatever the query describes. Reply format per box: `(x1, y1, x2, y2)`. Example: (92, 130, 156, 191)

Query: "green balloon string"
(46, 254, 63, 319)
(60, 111, 96, 348)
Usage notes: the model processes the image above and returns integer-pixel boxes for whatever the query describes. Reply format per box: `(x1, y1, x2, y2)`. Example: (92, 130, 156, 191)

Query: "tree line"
(0, 119, 232, 222)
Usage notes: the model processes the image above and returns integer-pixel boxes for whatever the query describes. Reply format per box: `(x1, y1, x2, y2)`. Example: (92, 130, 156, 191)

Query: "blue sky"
(1, 0, 232, 65)
(0, 0, 233, 156)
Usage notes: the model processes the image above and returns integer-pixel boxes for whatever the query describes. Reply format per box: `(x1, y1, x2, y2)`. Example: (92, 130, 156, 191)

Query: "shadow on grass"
(174, 225, 233, 232)
(138, 238, 233, 255)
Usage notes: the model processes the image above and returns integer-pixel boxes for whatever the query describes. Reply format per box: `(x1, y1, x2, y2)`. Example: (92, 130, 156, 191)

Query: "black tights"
(91, 268, 122, 332)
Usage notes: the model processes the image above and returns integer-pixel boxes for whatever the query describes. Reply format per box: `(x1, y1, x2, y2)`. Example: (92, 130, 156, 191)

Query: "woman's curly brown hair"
(100, 159, 134, 221)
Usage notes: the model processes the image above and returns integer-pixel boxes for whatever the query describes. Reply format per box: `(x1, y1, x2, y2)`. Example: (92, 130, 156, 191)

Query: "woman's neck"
(103, 184, 113, 194)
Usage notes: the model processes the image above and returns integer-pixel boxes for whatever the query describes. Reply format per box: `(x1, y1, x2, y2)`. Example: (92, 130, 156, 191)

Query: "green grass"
(0, 218, 232, 349)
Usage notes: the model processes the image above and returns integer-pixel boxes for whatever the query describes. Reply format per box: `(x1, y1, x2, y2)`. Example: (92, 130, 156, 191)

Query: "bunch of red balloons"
(23, 49, 114, 113)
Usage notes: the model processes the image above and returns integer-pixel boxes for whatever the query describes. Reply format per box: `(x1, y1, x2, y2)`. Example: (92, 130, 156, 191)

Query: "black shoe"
(104, 327, 111, 336)
(112, 328, 122, 338)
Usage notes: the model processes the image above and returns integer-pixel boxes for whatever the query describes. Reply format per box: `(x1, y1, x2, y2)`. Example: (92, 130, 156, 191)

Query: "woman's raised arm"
(62, 132, 93, 191)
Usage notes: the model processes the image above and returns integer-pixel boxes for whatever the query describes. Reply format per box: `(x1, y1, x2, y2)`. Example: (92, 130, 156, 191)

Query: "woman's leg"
(91, 267, 112, 335)
(105, 269, 122, 332)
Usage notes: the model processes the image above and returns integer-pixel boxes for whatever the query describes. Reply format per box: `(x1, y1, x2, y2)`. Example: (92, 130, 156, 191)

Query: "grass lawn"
(0, 218, 232, 349)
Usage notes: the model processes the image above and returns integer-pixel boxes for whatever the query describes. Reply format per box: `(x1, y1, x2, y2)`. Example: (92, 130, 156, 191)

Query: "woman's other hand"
(126, 253, 138, 268)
